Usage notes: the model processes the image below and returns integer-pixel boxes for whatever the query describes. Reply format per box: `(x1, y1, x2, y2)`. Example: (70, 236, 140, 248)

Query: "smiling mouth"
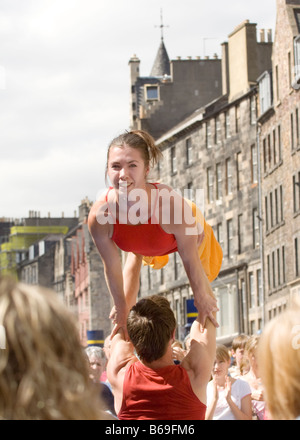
(118, 181, 132, 189)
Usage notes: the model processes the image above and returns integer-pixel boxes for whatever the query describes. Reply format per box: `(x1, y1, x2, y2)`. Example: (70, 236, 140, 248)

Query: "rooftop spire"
(155, 8, 169, 41)
(151, 10, 170, 77)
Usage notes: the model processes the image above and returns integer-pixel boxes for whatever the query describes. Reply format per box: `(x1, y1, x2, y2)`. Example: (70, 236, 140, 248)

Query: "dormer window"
(258, 71, 273, 115)
(145, 85, 159, 101)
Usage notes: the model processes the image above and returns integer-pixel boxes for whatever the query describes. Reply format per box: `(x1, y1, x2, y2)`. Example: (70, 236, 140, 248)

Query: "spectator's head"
(0, 276, 104, 420)
(85, 346, 106, 382)
(258, 305, 300, 420)
(231, 333, 249, 367)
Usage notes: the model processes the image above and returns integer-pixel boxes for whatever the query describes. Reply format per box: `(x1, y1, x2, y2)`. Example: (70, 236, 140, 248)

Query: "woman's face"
(212, 357, 230, 378)
(107, 145, 149, 196)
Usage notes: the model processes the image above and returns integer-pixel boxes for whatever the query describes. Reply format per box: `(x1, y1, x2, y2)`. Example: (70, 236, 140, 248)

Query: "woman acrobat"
(88, 130, 223, 338)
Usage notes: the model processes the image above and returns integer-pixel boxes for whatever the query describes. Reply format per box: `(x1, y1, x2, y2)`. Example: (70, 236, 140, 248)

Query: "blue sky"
(0, 0, 277, 218)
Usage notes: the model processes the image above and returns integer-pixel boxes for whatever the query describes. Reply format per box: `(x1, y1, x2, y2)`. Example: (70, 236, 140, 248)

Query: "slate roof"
(150, 39, 170, 77)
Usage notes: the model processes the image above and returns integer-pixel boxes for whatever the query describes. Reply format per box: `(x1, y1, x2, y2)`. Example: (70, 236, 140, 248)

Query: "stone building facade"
(257, 0, 300, 321)
(135, 20, 273, 343)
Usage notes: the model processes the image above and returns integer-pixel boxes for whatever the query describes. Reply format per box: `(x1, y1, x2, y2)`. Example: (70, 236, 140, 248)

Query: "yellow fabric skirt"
(142, 200, 223, 282)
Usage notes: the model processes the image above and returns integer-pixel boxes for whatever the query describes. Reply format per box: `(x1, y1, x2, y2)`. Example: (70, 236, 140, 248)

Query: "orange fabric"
(118, 361, 206, 420)
(142, 200, 223, 282)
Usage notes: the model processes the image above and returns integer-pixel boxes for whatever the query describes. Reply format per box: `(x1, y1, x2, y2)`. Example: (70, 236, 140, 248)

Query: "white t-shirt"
(206, 378, 251, 420)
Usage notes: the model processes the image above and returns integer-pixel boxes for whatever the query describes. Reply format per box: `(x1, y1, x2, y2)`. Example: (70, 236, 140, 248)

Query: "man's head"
(85, 346, 105, 382)
(127, 295, 176, 363)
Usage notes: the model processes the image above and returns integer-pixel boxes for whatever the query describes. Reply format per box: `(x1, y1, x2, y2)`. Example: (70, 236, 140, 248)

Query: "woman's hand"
(225, 376, 232, 402)
(212, 377, 219, 401)
(194, 292, 219, 331)
(109, 302, 129, 340)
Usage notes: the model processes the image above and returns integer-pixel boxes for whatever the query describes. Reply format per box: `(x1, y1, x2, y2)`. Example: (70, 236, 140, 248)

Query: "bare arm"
(88, 201, 129, 338)
(88, 200, 142, 339)
(205, 378, 219, 420)
(106, 328, 136, 415)
(181, 266, 217, 404)
(123, 252, 143, 310)
(160, 187, 219, 328)
(225, 380, 252, 420)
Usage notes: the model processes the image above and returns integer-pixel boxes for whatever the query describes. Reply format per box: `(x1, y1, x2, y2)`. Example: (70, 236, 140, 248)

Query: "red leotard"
(106, 183, 178, 257)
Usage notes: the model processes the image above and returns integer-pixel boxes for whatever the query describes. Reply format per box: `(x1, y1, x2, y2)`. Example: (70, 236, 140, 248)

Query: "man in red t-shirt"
(107, 284, 216, 420)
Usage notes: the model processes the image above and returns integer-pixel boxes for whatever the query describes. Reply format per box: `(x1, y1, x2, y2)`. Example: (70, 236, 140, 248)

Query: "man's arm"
(106, 329, 137, 415)
(181, 265, 217, 404)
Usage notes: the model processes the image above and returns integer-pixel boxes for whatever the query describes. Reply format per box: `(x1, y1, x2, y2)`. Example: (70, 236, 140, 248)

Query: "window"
(263, 138, 267, 173)
(275, 65, 279, 102)
(235, 105, 240, 133)
(266, 185, 284, 232)
(288, 51, 292, 88)
(275, 188, 279, 225)
(270, 192, 274, 228)
(225, 111, 230, 139)
(293, 34, 300, 86)
(216, 163, 223, 200)
(207, 167, 214, 203)
(227, 219, 233, 259)
(174, 252, 180, 280)
(148, 266, 152, 289)
(236, 152, 242, 190)
(267, 255, 271, 292)
(206, 122, 212, 149)
(265, 195, 269, 232)
(291, 113, 295, 151)
(277, 248, 281, 287)
(257, 269, 263, 306)
(250, 95, 257, 125)
(253, 208, 260, 249)
(272, 251, 276, 289)
(170, 146, 177, 174)
(175, 298, 181, 325)
(295, 237, 300, 277)
(292, 108, 300, 151)
(293, 171, 300, 213)
(282, 246, 286, 284)
(267, 246, 286, 293)
(238, 213, 243, 254)
(217, 223, 224, 250)
(225, 158, 232, 195)
(280, 185, 284, 222)
(145, 85, 159, 100)
(186, 181, 194, 202)
(278, 125, 282, 161)
(296, 108, 299, 147)
(156, 160, 160, 179)
(215, 116, 221, 144)
(249, 272, 255, 308)
(251, 144, 258, 183)
(186, 137, 192, 166)
(259, 71, 272, 114)
(267, 134, 272, 169)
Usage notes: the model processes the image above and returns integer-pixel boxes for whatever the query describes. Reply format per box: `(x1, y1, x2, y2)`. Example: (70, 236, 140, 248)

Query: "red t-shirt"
(118, 361, 206, 420)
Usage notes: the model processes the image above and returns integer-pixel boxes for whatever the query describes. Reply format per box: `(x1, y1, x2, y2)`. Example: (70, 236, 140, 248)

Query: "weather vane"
(155, 9, 169, 41)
